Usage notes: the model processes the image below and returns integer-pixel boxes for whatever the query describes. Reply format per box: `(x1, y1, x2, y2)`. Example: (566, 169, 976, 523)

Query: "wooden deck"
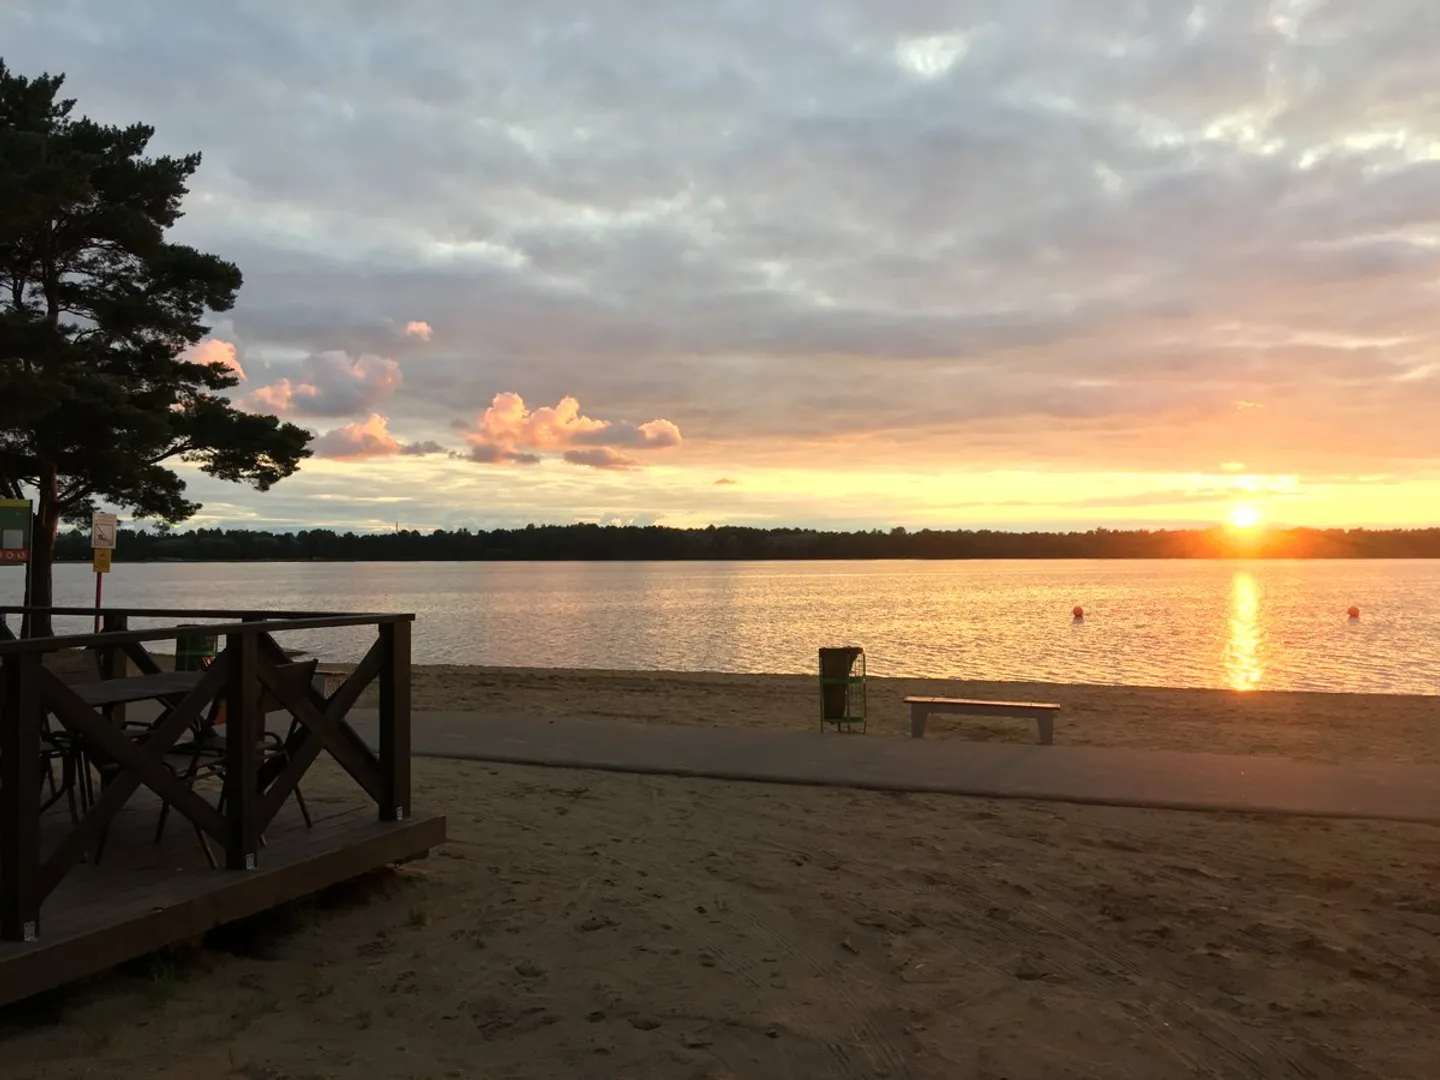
(0, 788, 444, 1006)
(0, 604, 445, 1009)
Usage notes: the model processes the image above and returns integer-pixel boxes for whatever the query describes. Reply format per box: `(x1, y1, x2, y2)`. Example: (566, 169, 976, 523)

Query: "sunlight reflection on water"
(1224, 571, 1265, 692)
(25, 559, 1440, 694)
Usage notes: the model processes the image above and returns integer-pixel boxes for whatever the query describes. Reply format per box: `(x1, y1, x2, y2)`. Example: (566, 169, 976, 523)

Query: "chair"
(39, 717, 82, 822)
(6, 648, 112, 824)
(155, 659, 318, 864)
(0, 665, 82, 823)
(49, 646, 156, 814)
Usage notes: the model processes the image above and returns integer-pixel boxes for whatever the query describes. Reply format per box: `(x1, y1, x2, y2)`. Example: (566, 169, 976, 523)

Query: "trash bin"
(174, 625, 219, 671)
(818, 646, 866, 732)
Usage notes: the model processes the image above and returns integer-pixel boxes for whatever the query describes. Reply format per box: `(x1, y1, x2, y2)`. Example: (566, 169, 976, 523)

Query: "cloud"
(563, 447, 641, 469)
(714, 478, 738, 485)
(247, 382, 296, 415)
(312, 414, 401, 460)
(572, 418, 683, 450)
(186, 338, 245, 381)
(11, 0, 1440, 527)
(399, 440, 446, 456)
(472, 392, 609, 451)
(246, 351, 402, 417)
(313, 417, 448, 460)
(404, 320, 432, 341)
(460, 392, 681, 467)
(464, 444, 541, 466)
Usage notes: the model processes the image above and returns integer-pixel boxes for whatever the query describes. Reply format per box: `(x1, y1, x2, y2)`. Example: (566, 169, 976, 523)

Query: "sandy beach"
(374, 665, 1440, 765)
(4, 666, 1438, 1078)
(3, 755, 1438, 1079)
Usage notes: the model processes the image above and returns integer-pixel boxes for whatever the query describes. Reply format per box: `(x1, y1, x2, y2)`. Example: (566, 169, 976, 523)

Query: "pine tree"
(0, 61, 311, 634)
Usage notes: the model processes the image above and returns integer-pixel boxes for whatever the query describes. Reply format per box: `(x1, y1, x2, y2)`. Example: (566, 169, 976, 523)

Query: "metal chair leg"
(293, 783, 313, 827)
(193, 823, 216, 869)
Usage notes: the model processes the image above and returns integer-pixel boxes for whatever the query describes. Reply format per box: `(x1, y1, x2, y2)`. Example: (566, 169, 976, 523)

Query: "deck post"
(100, 612, 128, 727)
(377, 620, 412, 821)
(99, 613, 127, 675)
(224, 631, 261, 870)
(1, 651, 43, 940)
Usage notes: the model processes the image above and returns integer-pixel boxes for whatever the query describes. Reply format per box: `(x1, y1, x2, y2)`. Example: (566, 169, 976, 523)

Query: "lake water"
(11, 559, 1440, 695)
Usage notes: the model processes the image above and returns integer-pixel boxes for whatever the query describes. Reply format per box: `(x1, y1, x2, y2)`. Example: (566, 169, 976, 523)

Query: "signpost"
(2, 499, 34, 635)
(0, 498, 30, 565)
(91, 512, 117, 551)
(91, 512, 118, 632)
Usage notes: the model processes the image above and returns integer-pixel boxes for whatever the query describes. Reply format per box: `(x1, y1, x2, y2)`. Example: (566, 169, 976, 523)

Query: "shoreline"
(352, 665, 1440, 766)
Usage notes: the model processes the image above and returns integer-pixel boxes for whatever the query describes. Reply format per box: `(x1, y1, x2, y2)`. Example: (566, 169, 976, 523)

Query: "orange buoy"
(1347, 606, 1360, 619)
(1072, 605, 1085, 619)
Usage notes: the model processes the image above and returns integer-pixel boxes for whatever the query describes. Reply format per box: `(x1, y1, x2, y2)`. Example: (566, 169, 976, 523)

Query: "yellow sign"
(92, 548, 112, 573)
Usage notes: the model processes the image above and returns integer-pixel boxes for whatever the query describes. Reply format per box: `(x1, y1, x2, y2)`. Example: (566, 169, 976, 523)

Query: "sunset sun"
(1227, 502, 1265, 530)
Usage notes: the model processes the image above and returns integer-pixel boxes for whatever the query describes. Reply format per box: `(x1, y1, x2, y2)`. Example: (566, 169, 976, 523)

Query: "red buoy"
(1348, 606, 1360, 620)
(1072, 606, 1085, 619)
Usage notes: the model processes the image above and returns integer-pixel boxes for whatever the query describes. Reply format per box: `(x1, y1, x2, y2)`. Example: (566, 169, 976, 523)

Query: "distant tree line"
(48, 523, 1440, 562)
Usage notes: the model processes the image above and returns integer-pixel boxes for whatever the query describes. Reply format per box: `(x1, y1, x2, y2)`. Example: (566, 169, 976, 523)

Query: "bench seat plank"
(904, 697, 1059, 711)
(903, 695, 1060, 744)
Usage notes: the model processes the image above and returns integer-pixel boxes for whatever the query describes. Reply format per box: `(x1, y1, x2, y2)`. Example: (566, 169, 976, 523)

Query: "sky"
(7, 0, 1440, 533)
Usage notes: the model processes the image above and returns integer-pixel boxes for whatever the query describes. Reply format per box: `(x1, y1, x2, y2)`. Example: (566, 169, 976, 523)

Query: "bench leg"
(1036, 715, 1054, 745)
(909, 705, 929, 738)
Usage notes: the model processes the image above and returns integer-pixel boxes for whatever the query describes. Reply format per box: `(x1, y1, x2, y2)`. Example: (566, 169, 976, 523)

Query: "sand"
(4, 665, 1439, 1077)
(371, 665, 1440, 765)
(3, 757, 1438, 1079)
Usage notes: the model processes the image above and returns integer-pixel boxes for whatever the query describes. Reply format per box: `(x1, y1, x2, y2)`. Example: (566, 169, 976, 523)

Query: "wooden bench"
(903, 696, 1060, 744)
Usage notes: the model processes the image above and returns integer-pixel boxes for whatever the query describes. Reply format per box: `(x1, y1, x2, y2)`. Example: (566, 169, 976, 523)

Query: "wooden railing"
(0, 606, 412, 943)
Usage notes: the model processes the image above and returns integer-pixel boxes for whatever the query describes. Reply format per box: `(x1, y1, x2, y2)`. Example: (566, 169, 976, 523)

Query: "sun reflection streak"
(1224, 571, 1265, 691)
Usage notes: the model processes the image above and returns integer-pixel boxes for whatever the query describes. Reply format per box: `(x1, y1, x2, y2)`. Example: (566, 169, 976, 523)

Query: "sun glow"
(1227, 502, 1265, 530)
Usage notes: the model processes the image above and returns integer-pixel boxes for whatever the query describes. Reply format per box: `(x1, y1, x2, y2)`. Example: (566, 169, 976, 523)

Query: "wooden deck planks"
(0, 791, 444, 1007)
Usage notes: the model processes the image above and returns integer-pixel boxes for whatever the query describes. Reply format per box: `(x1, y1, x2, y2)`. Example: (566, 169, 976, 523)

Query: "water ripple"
(27, 559, 1440, 695)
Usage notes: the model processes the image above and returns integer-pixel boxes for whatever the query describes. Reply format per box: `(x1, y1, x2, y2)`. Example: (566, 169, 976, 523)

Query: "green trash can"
(175, 625, 219, 671)
(818, 646, 866, 733)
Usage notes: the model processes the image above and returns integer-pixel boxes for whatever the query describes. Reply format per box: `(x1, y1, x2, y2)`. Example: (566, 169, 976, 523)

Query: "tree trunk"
(26, 470, 60, 638)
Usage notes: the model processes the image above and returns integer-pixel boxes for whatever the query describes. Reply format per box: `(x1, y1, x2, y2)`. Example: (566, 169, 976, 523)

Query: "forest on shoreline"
(50, 523, 1440, 562)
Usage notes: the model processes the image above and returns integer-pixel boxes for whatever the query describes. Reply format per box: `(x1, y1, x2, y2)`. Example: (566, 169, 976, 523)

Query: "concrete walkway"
(347, 710, 1440, 824)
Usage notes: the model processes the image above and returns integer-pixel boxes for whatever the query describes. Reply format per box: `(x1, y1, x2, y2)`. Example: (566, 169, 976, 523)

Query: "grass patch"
(143, 957, 183, 1007)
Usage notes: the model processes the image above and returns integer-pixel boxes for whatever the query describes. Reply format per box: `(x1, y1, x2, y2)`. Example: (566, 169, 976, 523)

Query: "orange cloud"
(249, 381, 295, 413)
(462, 392, 681, 467)
(564, 447, 640, 469)
(404, 320, 433, 341)
(476, 392, 610, 450)
(188, 338, 245, 381)
(245, 351, 402, 417)
(313, 416, 448, 460)
(586, 418, 682, 450)
(312, 414, 402, 459)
